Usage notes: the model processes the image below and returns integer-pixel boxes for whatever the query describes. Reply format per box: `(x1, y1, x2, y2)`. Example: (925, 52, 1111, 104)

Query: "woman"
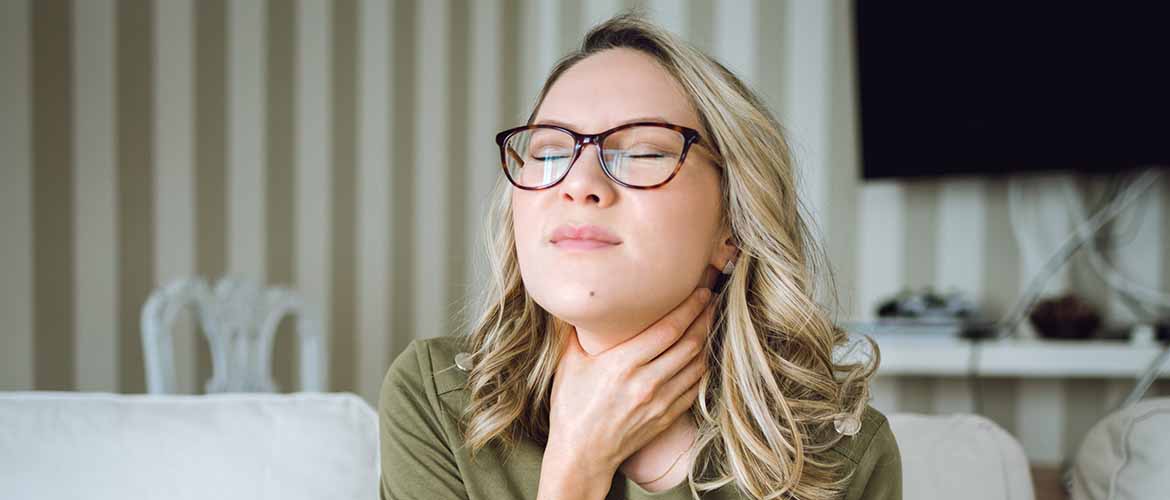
(379, 14, 900, 500)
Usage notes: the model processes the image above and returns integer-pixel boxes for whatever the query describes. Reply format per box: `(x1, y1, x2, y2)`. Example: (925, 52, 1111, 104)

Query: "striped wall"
(2, 0, 1168, 465)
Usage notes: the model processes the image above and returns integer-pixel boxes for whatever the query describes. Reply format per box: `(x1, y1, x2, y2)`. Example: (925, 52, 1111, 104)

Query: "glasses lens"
(503, 127, 575, 188)
(601, 126, 686, 186)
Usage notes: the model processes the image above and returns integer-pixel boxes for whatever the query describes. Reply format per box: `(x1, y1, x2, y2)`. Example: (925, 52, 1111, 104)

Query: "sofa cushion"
(1071, 397, 1170, 500)
(0, 391, 378, 500)
(889, 412, 1034, 500)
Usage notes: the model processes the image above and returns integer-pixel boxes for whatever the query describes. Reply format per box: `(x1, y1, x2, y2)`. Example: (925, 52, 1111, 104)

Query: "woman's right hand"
(537, 287, 716, 499)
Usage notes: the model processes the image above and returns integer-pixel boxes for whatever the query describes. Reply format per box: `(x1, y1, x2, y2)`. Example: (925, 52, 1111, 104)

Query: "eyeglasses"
(494, 121, 707, 190)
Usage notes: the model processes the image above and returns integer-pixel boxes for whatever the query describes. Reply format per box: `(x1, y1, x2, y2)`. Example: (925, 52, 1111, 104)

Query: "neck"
(573, 326, 636, 356)
(574, 327, 700, 491)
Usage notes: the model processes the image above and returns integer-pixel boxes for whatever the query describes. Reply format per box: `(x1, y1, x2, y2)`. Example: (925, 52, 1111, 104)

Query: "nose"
(557, 142, 617, 206)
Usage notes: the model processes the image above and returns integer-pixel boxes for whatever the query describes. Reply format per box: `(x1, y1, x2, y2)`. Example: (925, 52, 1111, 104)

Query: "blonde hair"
(457, 13, 878, 500)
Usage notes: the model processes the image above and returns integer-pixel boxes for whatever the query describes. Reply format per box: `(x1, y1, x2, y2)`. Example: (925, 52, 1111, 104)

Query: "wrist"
(538, 452, 615, 500)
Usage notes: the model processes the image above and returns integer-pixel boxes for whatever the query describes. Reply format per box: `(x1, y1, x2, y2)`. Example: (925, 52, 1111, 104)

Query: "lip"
(549, 224, 622, 249)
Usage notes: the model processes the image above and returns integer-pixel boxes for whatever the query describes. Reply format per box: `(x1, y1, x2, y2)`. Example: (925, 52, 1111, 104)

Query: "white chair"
(889, 412, 1035, 500)
(140, 276, 324, 394)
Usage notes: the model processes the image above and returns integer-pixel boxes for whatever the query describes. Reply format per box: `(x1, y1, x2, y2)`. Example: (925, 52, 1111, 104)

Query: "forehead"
(533, 48, 701, 133)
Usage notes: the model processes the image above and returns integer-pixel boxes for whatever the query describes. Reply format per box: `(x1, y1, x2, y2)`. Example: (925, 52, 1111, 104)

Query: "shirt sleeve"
(378, 339, 469, 500)
(846, 419, 903, 500)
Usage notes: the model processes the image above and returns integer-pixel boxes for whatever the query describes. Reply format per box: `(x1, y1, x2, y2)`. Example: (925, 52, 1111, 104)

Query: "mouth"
(553, 239, 621, 250)
(549, 224, 622, 251)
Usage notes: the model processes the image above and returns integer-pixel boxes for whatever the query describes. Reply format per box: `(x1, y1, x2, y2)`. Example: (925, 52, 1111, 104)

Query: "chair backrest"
(888, 412, 1035, 500)
(140, 276, 324, 394)
(0, 391, 377, 500)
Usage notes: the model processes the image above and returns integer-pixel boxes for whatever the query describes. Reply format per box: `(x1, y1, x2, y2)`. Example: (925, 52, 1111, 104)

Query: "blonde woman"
(379, 13, 900, 500)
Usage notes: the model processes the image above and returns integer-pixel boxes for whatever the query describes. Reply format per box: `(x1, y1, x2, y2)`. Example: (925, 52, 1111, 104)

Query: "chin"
(517, 256, 684, 333)
(527, 282, 616, 323)
(531, 281, 607, 313)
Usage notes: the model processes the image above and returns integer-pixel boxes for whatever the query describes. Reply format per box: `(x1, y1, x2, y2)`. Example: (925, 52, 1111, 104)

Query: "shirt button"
(454, 352, 474, 372)
(834, 415, 861, 436)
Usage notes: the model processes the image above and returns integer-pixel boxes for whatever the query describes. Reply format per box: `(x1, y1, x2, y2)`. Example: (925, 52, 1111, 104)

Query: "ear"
(708, 226, 739, 274)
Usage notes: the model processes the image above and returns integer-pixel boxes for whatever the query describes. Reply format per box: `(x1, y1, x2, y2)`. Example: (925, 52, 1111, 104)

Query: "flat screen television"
(853, 2, 1170, 180)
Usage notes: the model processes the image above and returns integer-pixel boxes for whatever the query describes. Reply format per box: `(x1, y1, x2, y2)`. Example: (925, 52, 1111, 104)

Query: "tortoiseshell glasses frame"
(494, 121, 713, 190)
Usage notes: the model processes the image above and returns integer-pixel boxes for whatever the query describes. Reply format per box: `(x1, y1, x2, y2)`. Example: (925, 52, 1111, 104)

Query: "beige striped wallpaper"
(3, 0, 1169, 465)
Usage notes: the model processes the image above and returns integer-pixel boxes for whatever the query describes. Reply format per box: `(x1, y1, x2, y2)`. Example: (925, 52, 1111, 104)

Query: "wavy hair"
(456, 13, 879, 500)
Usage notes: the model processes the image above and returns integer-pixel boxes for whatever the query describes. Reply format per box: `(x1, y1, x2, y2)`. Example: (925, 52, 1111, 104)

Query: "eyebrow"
(531, 116, 677, 132)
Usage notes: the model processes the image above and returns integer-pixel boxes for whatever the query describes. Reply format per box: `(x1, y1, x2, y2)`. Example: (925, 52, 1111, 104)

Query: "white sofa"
(0, 392, 1034, 500)
(0, 392, 378, 500)
(1071, 397, 1170, 500)
(889, 412, 1034, 500)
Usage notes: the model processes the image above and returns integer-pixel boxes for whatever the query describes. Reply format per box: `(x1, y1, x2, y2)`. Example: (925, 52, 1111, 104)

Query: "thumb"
(559, 326, 585, 361)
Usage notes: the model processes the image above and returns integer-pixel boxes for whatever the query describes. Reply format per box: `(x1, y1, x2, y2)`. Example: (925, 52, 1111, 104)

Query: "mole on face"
(589, 291, 595, 297)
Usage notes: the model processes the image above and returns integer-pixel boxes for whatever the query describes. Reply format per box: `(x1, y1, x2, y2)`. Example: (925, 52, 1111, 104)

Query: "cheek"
(667, 171, 722, 238)
(511, 192, 542, 266)
(634, 190, 721, 273)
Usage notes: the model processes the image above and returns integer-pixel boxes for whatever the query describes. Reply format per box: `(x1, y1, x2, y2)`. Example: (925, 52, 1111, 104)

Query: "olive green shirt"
(379, 335, 902, 499)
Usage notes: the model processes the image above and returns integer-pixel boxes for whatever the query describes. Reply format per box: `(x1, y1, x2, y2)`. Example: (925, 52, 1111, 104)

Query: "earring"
(721, 258, 736, 275)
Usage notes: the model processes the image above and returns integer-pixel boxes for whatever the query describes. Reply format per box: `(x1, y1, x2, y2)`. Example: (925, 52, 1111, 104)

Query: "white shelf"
(846, 335, 1170, 378)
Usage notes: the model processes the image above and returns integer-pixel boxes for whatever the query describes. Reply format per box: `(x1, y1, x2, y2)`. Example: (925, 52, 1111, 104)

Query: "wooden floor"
(1032, 465, 1067, 500)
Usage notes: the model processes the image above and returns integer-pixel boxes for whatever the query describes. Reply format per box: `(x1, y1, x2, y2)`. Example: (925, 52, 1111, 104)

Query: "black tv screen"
(854, 2, 1170, 180)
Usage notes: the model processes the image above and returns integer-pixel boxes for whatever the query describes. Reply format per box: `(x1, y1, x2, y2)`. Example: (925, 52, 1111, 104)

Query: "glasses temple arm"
(506, 145, 525, 166)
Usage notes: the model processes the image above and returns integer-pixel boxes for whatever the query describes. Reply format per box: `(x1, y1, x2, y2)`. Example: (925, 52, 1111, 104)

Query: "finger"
(657, 354, 708, 404)
(563, 330, 585, 358)
(699, 264, 720, 290)
(611, 287, 712, 366)
(557, 327, 585, 366)
(639, 300, 713, 381)
(661, 377, 703, 423)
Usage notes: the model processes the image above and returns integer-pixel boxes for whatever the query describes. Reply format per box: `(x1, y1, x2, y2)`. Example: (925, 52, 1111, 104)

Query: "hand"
(537, 287, 715, 498)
